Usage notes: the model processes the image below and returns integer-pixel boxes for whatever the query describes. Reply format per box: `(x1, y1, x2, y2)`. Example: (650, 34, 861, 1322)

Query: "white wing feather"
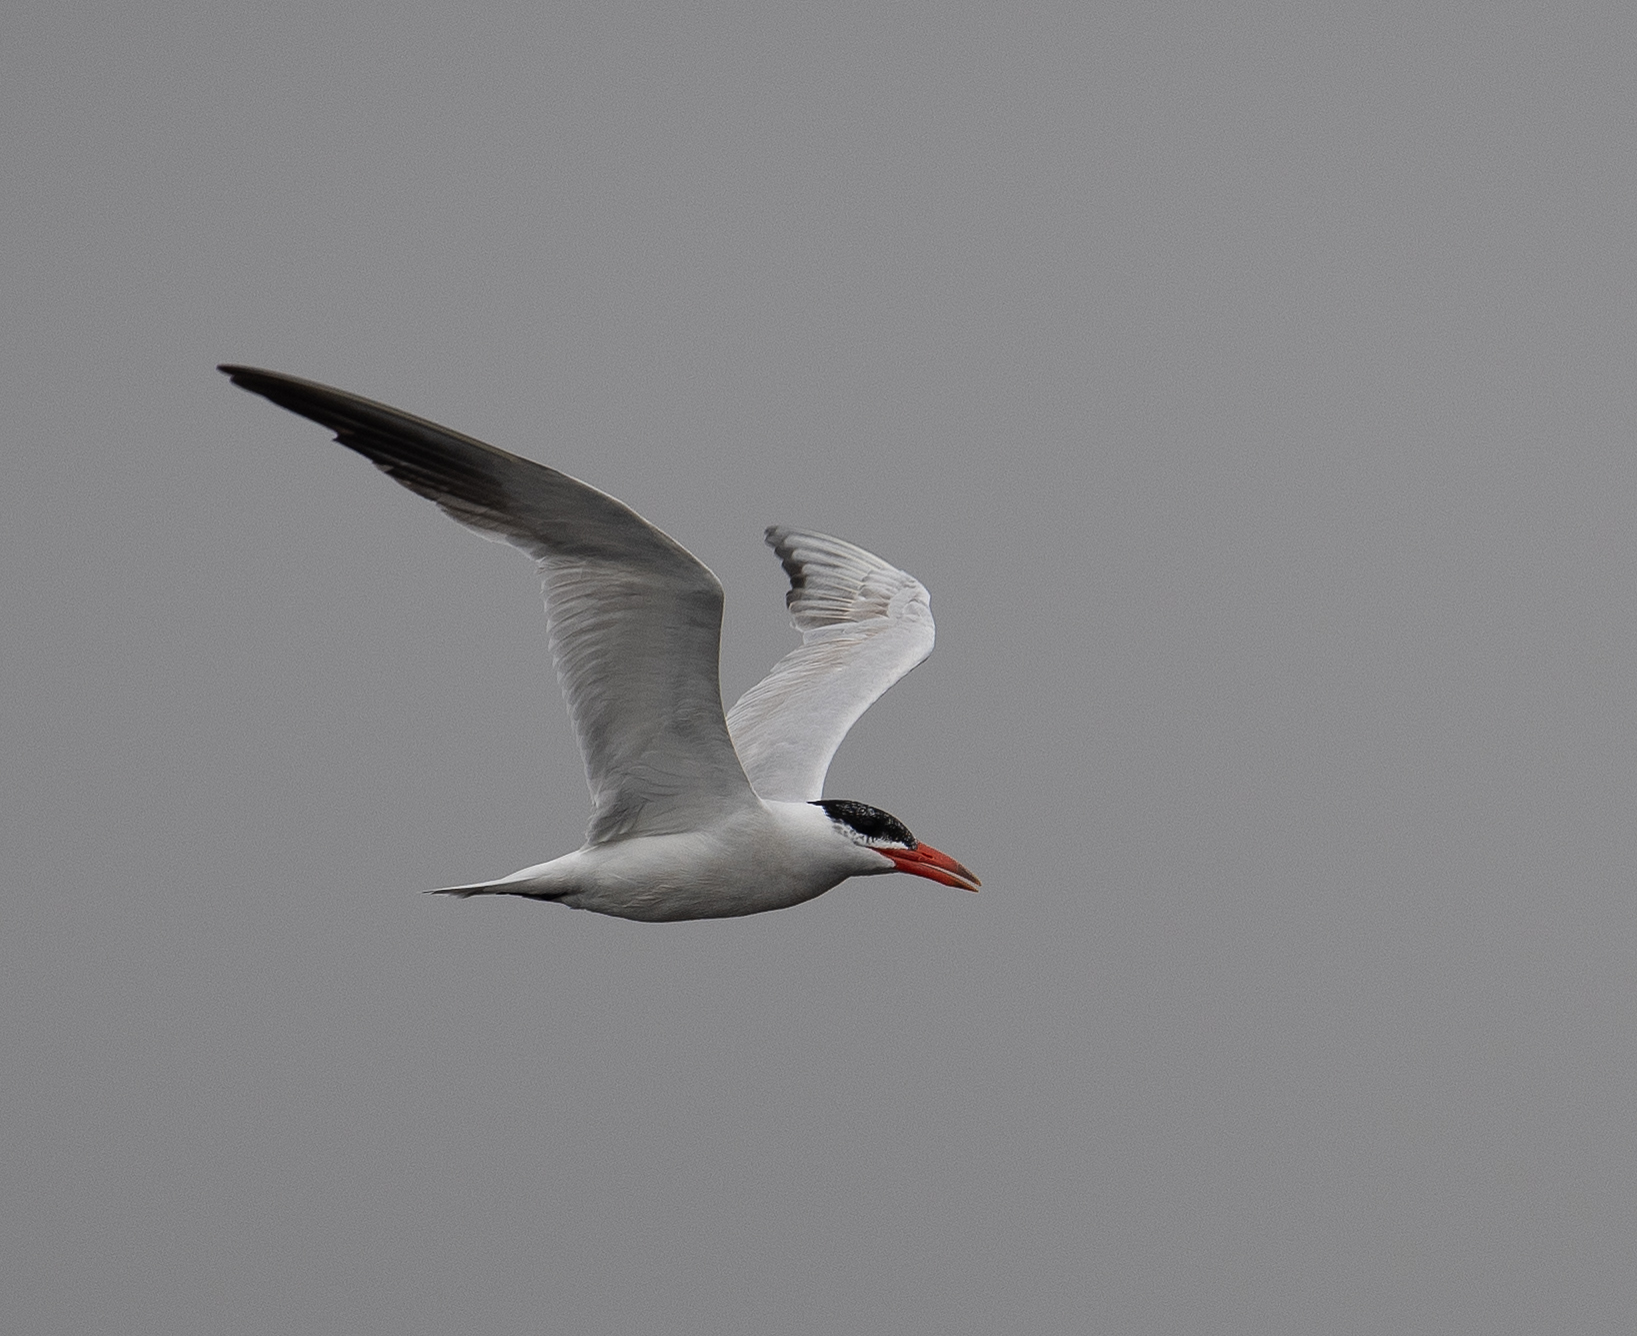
(220, 366, 757, 844)
(727, 527, 935, 802)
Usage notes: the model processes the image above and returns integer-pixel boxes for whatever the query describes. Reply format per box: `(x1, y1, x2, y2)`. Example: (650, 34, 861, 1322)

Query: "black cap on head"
(812, 799, 917, 848)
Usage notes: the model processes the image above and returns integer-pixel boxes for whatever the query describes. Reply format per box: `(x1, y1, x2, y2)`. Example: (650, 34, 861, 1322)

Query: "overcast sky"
(6, 3, 1636, 1333)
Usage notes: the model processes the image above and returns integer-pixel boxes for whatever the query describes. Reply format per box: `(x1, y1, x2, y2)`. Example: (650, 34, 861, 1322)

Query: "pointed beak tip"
(885, 844, 981, 894)
(940, 852, 981, 893)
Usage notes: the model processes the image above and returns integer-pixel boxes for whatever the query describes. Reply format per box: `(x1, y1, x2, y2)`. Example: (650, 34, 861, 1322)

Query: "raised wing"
(726, 527, 935, 802)
(220, 365, 757, 843)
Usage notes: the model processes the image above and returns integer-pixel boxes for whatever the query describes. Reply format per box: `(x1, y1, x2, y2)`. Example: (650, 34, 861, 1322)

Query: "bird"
(219, 365, 979, 922)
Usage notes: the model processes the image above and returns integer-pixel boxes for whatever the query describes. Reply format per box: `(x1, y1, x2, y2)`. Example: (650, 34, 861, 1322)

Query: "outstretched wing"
(220, 365, 757, 843)
(726, 527, 935, 802)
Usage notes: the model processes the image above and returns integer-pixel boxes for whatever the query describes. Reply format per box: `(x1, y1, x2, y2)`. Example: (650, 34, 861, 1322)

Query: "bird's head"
(811, 799, 980, 892)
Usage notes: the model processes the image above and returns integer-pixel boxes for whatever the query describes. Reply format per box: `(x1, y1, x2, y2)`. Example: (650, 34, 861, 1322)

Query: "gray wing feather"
(727, 527, 935, 802)
(220, 365, 756, 842)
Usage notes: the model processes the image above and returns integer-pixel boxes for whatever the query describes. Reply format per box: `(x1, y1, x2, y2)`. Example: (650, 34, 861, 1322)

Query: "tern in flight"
(220, 366, 979, 922)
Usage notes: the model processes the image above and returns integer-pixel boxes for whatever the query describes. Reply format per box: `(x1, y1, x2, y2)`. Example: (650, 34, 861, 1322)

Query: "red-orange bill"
(882, 843, 981, 892)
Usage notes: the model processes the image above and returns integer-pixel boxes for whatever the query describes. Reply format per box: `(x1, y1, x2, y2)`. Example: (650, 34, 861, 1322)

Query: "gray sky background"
(6, 3, 1635, 1332)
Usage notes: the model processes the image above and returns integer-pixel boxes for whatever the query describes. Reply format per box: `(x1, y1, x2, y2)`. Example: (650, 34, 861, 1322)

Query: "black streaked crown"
(812, 799, 917, 848)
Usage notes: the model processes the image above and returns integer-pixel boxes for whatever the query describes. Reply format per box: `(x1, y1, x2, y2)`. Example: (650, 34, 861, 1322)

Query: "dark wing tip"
(217, 365, 348, 419)
(217, 365, 349, 430)
(217, 363, 273, 387)
(764, 527, 809, 608)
